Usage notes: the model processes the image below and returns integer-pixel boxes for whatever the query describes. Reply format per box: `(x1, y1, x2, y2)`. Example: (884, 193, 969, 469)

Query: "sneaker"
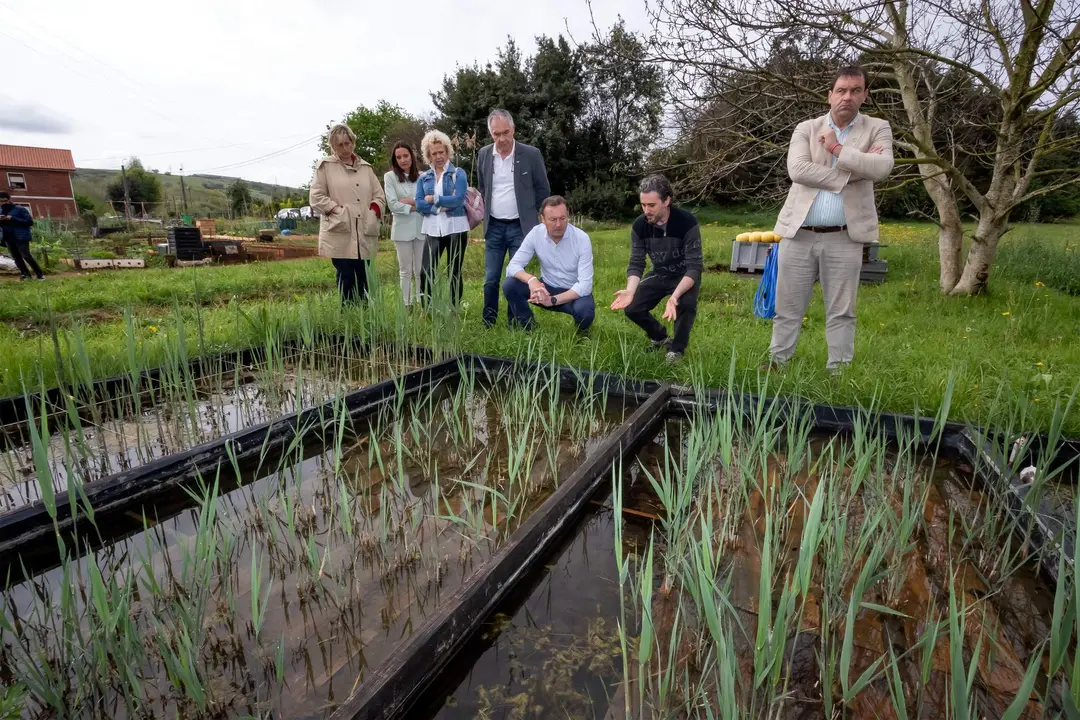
(647, 337, 672, 353)
(36, 276, 45, 281)
(18, 275, 29, 282)
(665, 351, 683, 364)
(828, 363, 849, 377)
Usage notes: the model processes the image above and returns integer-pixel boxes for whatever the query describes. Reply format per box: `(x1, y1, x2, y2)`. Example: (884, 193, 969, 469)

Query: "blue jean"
(483, 218, 525, 326)
(503, 277, 595, 332)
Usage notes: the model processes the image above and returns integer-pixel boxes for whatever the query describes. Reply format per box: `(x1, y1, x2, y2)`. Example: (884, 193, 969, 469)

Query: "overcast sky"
(1, 0, 648, 188)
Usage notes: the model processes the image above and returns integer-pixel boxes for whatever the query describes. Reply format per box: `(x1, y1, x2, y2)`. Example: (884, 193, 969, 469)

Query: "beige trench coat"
(308, 155, 387, 260)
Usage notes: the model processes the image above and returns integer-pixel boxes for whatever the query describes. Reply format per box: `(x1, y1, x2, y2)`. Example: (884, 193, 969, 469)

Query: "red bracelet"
(828, 143, 841, 155)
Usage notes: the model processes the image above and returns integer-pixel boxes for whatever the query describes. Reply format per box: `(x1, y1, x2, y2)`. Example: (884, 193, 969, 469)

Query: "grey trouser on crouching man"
(769, 228, 863, 368)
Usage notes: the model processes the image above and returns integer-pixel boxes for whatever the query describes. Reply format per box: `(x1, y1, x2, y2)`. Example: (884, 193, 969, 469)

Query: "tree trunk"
(948, 215, 1007, 296)
(922, 173, 965, 293)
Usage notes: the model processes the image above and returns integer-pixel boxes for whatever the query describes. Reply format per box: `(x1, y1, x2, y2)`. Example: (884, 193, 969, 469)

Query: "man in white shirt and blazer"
(477, 109, 551, 328)
(769, 66, 894, 373)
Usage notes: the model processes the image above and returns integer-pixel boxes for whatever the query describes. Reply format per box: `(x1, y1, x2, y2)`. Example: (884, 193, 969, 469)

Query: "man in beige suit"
(769, 66, 894, 373)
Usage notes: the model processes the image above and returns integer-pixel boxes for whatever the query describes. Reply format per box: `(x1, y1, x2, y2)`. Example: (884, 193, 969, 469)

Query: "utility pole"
(179, 165, 189, 214)
(120, 163, 132, 221)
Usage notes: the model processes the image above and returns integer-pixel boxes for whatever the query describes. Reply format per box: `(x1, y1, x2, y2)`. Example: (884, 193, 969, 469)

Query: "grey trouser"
(394, 237, 426, 305)
(769, 228, 863, 367)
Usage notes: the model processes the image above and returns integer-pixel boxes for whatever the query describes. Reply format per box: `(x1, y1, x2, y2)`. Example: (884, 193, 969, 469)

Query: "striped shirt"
(802, 113, 859, 228)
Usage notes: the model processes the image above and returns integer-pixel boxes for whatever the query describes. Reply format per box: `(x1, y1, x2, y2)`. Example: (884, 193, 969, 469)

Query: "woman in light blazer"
(383, 142, 425, 307)
(309, 123, 385, 303)
(416, 130, 469, 307)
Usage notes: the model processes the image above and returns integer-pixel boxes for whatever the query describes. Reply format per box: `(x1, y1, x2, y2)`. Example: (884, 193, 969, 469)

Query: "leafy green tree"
(106, 158, 163, 210)
(320, 101, 423, 171)
(227, 179, 252, 217)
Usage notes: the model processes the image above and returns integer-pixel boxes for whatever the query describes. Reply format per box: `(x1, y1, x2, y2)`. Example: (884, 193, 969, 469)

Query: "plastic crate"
(860, 259, 888, 284)
(730, 240, 776, 272)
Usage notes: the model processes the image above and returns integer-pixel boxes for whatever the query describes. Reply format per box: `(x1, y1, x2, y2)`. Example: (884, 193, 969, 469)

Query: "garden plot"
(0, 363, 635, 719)
(0, 344, 421, 513)
(423, 398, 1072, 720)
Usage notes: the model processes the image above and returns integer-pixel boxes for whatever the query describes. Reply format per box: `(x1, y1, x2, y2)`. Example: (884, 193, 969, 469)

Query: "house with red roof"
(0, 144, 78, 218)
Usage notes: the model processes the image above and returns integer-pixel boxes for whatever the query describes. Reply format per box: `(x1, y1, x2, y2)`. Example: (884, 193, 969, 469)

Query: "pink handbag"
(457, 168, 485, 230)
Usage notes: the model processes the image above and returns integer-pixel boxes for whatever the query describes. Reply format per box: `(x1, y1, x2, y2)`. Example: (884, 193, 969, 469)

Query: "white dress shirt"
(422, 168, 470, 237)
(506, 222, 593, 297)
(490, 142, 518, 220)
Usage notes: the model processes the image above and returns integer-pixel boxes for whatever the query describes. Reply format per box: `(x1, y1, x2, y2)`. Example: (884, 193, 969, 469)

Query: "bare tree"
(640, 0, 1080, 295)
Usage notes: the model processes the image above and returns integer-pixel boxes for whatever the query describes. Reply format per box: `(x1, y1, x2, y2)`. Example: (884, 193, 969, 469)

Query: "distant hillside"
(72, 168, 304, 217)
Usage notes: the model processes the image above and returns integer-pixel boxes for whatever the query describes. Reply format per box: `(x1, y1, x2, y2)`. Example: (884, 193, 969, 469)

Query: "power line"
(188, 135, 323, 175)
(0, 4, 225, 144)
(78, 133, 319, 164)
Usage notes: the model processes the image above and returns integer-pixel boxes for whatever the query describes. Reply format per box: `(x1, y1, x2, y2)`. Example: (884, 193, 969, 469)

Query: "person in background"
(0, 192, 44, 281)
(477, 109, 550, 328)
(383, 142, 425, 308)
(309, 123, 385, 304)
(610, 175, 703, 364)
(768, 65, 894, 374)
(503, 195, 594, 335)
(416, 130, 469, 306)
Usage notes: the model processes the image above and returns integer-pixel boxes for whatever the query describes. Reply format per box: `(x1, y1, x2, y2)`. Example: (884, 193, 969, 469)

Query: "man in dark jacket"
(610, 175, 703, 363)
(0, 192, 44, 281)
(477, 109, 551, 328)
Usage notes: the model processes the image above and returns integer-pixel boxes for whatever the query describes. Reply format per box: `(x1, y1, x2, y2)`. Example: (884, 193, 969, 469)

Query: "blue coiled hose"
(753, 244, 779, 320)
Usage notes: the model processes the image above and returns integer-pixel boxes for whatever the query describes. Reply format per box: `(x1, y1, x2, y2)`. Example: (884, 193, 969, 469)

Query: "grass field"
(1, 212, 1077, 435)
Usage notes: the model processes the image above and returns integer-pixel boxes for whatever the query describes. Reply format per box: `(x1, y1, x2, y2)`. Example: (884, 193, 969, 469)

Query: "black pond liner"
(0, 349, 1074, 717)
(0, 354, 459, 586)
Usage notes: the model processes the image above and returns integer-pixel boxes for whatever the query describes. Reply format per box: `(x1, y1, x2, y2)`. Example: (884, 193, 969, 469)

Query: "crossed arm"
(787, 120, 894, 192)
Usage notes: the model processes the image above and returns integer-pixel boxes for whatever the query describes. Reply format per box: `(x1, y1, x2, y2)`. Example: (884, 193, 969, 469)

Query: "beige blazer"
(309, 155, 386, 260)
(773, 113, 894, 243)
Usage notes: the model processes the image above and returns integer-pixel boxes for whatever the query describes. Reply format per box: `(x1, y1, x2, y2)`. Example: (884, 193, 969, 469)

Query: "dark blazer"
(0, 204, 33, 244)
(476, 141, 550, 236)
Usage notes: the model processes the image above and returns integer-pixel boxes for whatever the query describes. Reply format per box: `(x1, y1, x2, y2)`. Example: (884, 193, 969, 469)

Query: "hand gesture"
(868, 146, 884, 154)
(819, 129, 839, 149)
(424, 195, 435, 204)
(530, 284, 552, 306)
(662, 297, 678, 322)
(610, 289, 635, 310)
(401, 197, 416, 207)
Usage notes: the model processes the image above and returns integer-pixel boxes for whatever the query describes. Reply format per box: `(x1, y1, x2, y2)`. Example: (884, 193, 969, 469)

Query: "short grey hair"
(638, 174, 674, 202)
(328, 123, 356, 146)
(420, 130, 455, 164)
(487, 109, 515, 134)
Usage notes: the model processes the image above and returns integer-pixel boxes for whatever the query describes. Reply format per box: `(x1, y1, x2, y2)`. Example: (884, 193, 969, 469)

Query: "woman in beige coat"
(309, 123, 386, 303)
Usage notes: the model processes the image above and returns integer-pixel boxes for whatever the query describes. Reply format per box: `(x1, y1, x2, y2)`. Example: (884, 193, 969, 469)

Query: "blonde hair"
(328, 123, 356, 147)
(421, 130, 454, 165)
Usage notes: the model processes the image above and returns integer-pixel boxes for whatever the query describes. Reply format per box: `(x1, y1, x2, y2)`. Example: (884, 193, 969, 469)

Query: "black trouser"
(332, 258, 369, 304)
(624, 272, 699, 353)
(3, 237, 43, 279)
(423, 232, 467, 306)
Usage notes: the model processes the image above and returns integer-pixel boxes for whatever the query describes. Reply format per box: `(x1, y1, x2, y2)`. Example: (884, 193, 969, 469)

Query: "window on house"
(6, 173, 26, 190)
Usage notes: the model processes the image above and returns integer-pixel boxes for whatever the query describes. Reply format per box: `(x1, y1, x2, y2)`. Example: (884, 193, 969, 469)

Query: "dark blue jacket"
(0, 204, 33, 244)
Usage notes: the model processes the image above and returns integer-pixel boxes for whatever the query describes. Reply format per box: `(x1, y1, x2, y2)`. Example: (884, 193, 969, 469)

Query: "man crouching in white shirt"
(503, 195, 595, 335)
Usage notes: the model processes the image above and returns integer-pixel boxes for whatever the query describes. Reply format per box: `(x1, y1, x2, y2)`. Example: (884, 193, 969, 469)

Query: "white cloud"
(0, 97, 72, 133)
(1, 0, 646, 187)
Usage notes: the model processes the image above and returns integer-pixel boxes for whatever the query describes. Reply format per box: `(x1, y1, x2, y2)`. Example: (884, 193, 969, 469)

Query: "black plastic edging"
(955, 427, 1071, 583)
(0, 355, 463, 586)
(328, 384, 671, 720)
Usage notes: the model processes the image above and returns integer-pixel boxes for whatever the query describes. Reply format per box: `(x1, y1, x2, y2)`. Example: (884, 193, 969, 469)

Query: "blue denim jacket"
(415, 163, 467, 218)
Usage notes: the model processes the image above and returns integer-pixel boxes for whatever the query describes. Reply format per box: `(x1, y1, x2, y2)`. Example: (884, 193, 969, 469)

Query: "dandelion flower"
(149, 326, 159, 333)
(1036, 361, 1044, 366)
(1002, 311, 1011, 316)
(1035, 281, 1045, 287)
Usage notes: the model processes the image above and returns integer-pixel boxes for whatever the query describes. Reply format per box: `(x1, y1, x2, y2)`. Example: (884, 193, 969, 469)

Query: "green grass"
(0, 217, 1077, 435)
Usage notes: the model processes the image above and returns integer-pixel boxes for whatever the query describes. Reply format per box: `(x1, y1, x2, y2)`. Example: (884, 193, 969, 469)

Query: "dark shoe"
(646, 337, 672, 353)
(19, 275, 30, 282)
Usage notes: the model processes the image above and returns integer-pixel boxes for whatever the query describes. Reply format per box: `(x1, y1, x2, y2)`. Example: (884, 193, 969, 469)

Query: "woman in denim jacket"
(416, 130, 468, 306)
